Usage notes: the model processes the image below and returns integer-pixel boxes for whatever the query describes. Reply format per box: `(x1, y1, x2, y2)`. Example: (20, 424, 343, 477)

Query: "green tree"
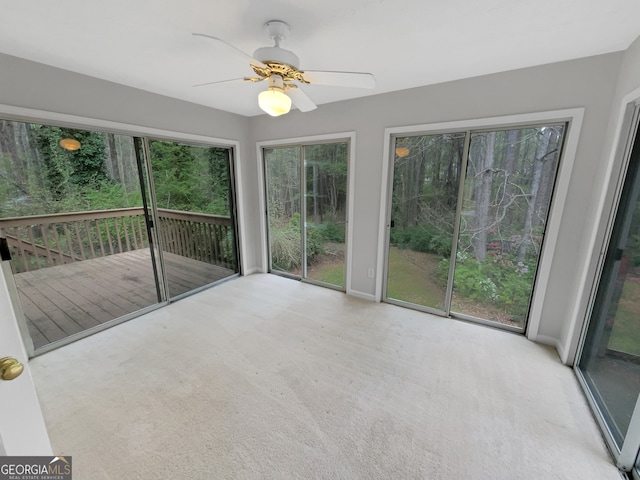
(150, 140, 232, 215)
(33, 126, 109, 202)
(207, 148, 231, 215)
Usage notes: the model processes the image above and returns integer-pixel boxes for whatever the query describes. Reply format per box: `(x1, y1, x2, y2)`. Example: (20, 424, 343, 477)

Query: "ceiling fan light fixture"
(259, 88, 292, 116)
(59, 138, 81, 151)
(258, 75, 292, 117)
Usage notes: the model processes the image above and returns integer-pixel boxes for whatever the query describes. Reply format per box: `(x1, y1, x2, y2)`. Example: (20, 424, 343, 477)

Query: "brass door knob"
(0, 357, 24, 381)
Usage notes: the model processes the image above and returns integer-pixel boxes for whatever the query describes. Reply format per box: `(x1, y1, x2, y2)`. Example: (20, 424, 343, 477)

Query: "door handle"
(0, 357, 24, 381)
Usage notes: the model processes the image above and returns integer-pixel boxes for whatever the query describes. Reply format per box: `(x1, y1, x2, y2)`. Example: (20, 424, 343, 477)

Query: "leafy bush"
(391, 225, 451, 256)
(319, 222, 345, 243)
(270, 213, 325, 271)
(81, 181, 143, 210)
(306, 223, 326, 258)
(429, 231, 453, 257)
(438, 251, 535, 320)
(270, 225, 301, 271)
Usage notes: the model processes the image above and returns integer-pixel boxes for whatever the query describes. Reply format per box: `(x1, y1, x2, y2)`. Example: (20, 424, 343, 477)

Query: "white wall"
(561, 35, 640, 364)
(249, 53, 622, 347)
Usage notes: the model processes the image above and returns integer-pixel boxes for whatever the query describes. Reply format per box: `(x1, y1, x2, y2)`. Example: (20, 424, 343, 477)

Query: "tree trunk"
(518, 128, 553, 261)
(502, 129, 521, 233)
(473, 132, 496, 261)
(107, 133, 121, 183)
(0, 121, 30, 196)
(532, 127, 560, 230)
(415, 149, 426, 226)
(25, 124, 43, 190)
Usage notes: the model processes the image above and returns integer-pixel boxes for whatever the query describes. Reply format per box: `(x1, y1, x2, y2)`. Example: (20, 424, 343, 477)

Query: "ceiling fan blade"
(302, 70, 376, 89)
(192, 33, 267, 69)
(192, 77, 247, 88)
(288, 87, 317, 112)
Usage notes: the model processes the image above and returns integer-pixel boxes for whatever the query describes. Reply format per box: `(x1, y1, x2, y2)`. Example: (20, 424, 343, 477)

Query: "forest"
(0, 120, 235, 275)
(0, 120, 232, 219)
(390, 125, 564, 323)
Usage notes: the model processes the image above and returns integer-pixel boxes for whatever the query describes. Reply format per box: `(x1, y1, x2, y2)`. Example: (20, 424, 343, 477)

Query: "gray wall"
(249, 53, 622, 344)
(0, 53, 249, 139)
(560, 35, 640, 363)
(0, 48, 630, 354)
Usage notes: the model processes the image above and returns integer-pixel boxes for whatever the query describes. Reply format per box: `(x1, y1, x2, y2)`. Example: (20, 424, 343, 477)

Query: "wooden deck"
(14, 248, 235, 349)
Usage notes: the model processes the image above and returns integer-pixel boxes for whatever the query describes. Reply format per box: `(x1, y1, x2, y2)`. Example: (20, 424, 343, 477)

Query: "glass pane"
(579, 126, 640, 449)
(304, 143, 348, 288)
(386, 133, 465, 310)
(0, 121, 161, 350)
(451, 126, 564, 327)
(264, 146, 302, 275)
(148, 140, 238, 298)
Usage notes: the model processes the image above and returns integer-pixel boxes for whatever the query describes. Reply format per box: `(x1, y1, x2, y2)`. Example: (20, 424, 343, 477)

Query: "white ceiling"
(2, 0, 640, 117)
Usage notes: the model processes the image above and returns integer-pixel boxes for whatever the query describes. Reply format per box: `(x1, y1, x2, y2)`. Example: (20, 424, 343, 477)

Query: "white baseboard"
(535, 334, 568, 364)
(242, 267, 264, 276)
(347, 289, 376, 302)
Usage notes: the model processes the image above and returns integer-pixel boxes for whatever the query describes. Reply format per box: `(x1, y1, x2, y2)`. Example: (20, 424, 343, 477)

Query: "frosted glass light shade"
(59, 138, 81, 151)
(258, 88, 292, 117)
(395, 146, 410, 157)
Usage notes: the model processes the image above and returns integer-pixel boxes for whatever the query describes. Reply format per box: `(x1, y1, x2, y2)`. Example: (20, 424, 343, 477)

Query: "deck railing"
(156, 209, 234, 270)
(0, 207, 234, 273)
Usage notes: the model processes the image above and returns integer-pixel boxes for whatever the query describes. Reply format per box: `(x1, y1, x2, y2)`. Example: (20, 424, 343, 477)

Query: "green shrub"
(320, 222, 345, 243)
(270, 225, 301, 271)
(270, 213, 326, 271)
(438, 251, 535, 320)
(390, 229, 412, 247)
(306, 223, 326, 258)
(391, 225, 452, 256)
(429, 231, 453, 257)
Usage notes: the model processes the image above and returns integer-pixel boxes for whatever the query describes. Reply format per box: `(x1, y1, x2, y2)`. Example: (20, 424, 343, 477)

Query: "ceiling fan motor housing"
(253, 46, 300, 70)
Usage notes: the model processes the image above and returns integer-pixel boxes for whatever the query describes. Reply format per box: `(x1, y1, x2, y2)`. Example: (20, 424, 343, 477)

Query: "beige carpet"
(30, 274, 621, 479)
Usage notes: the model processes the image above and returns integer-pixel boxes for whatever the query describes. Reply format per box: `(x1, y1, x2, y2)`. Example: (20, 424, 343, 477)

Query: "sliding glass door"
(385, 124, 566, 331)
(386, 133, 465, 311)
(264, 141, 349, 289)
(0, 121, 162, 350)
(148, 139, 239, 299)
(577, 107, 640, 472)
(0, 120, 241, 353)
(265, 146, 301, 276)
(304, 143, 348, 286)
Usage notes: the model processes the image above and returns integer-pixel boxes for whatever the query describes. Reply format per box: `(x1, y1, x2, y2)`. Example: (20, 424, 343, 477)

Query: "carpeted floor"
(30, 274, 622, 479)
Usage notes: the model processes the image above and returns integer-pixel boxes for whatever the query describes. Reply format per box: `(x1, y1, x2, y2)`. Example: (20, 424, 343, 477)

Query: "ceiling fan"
(193, 20, 376, 117)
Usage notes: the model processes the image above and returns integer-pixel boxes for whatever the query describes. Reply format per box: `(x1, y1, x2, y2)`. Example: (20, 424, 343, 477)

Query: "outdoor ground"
(609, 275, 640, 356)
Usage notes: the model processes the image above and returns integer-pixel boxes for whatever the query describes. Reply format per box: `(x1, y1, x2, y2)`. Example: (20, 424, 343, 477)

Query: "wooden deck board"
(78, 254, 160, 306)
(17, 277, 91, 337)
(14, 249, 235, 349)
